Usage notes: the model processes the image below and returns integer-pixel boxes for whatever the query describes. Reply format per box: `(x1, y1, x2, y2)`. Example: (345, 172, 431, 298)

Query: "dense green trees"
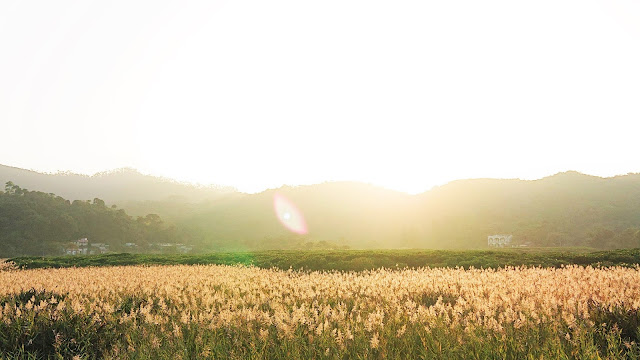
(0, 182, 182, 257)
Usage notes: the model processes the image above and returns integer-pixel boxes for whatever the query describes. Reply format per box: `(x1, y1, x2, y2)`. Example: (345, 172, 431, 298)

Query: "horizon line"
(2, 162, 640, 196)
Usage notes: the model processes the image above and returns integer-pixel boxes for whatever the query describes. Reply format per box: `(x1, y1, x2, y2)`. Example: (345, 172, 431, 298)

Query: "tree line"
(0, 182, 185, 257)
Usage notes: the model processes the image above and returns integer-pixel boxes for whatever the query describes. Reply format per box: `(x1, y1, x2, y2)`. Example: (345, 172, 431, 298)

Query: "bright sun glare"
(274, 193, 308, 234)
(1, 0, 639, 192)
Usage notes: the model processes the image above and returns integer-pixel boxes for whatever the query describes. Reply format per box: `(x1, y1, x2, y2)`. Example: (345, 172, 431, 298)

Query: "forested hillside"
(2, 164, 640, 253)
(122, 172, 640, 250)
(420, 171, 640, 248)
(0, 182, 184, 256)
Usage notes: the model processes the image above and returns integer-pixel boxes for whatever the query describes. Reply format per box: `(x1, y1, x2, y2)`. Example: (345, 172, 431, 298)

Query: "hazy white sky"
(1, 0, 639, 194)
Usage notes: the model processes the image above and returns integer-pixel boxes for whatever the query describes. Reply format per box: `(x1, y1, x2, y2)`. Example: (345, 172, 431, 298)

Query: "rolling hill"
(0, 164, 235, 203)
(2, 164, 640, 253)
(116, 171, 640, 250)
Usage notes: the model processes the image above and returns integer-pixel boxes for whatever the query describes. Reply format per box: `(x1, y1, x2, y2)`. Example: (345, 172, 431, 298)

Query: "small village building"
(177, 244, 193, 254)
(150, 243, 193, 254)
(63, 238, 110, 255)
(64, 244, 80, 255)
(64, 238, 89, 255)
(488, 234, 513, 247)
(89, 243, 109, 254)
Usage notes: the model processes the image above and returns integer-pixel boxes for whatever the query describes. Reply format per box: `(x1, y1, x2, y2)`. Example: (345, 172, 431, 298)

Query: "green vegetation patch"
(11, 248, 640, 271)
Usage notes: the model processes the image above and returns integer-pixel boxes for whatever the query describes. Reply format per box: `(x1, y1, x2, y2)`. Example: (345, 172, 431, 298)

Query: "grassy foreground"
(10, 248, 640, 271)
(2, 264, 640, 359)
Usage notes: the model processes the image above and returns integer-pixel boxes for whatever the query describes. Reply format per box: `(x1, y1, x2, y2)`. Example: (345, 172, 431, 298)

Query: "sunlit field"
(2, 264, 640, 359)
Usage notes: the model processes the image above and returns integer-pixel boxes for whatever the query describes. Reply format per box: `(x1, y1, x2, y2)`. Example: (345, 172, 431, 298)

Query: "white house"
(488, 234, 513, 247)
(64, 238, 89, 255)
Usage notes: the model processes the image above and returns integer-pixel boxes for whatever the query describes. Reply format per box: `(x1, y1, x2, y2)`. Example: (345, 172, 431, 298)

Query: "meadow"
(2, 261, 640, 359)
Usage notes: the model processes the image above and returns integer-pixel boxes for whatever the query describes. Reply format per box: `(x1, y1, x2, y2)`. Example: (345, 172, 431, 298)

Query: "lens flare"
(273, 193, 308, 234)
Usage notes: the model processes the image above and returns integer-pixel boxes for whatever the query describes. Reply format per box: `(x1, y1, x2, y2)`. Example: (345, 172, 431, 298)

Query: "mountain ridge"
(0, 164, 236, 203)
(2, 164, 640, 253)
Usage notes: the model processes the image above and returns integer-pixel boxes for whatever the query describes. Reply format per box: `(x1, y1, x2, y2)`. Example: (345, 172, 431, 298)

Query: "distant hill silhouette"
(417, 171, 640, 248)
(171, 182, 422, 250)
(123, 171, 640, 250)
(2, 164, 640, 252)
(0, 164, 235, 203)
